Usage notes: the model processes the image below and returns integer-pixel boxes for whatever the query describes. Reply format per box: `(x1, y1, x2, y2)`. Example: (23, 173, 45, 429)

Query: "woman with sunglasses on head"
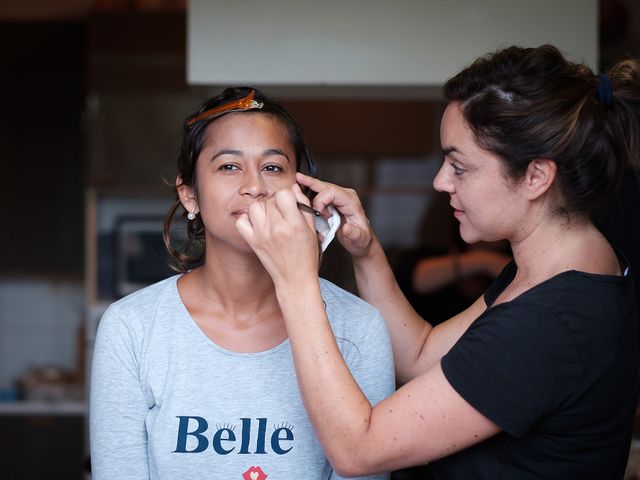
(237, 46, 640, 479)
(89, 87, 395, 480)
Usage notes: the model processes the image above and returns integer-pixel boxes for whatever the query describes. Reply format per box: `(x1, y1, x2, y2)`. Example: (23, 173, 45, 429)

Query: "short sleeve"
(441, 302, 579, 437)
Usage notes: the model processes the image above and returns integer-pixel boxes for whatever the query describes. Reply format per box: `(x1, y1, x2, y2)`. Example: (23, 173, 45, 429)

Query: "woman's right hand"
(296, 172, 374, 258)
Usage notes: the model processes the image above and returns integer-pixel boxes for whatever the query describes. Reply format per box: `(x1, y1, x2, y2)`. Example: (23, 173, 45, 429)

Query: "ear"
(176, 175, 199, 214)
(523, 159, 557, 200)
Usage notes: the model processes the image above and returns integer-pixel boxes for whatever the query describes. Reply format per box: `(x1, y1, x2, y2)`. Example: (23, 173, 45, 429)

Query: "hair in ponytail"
(444, 44, 640, 216)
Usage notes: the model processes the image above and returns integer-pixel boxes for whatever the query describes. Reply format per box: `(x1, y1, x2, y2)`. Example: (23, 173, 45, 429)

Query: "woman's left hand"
(236, 184, 320, 288)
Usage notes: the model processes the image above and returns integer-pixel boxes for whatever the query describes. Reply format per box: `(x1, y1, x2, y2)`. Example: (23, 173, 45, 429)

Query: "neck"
(195, 246, 279, 316)
(176, 241, 288, 353)
(508, 209, 615, 282)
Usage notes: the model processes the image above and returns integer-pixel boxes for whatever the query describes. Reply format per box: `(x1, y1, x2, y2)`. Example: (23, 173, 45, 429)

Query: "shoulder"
(108, 275, 179, 313)
(319, 279, 395, 397)
(486, 263, 633, 321)
(512, 269, 634, 324)
(319, 278, 381, 322)
(459, 286, 583, 379)
(319, 278, 388, 337)
(98, 275, 181, 335)
(473, 300, 564, 343)
(465, 268, 632, 369)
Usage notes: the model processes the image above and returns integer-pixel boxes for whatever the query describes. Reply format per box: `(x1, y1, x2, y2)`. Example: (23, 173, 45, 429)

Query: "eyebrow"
(263, 148, 291, 163)
(211, 149, 241, 162)
(210, 148, 291, 163)
(442, 146, 461, 157)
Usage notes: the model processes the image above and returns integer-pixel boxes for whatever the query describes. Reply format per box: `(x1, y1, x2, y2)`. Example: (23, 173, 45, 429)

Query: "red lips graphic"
(242, 465, 268, 480)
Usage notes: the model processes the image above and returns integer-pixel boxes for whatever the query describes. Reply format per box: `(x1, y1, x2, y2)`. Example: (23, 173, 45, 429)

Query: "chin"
(461, 229, 504, 245)
(459, 226, 486, 245)
(458, 228, 476, 245)
(210, 234, 255, 254)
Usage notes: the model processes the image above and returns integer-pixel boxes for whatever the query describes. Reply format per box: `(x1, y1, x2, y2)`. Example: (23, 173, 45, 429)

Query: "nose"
(433, 162, 454, 194)
(239, 170, 268, 198)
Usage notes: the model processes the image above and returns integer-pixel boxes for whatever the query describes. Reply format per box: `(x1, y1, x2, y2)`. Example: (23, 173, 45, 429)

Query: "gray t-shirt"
(90, 275, 395, 479)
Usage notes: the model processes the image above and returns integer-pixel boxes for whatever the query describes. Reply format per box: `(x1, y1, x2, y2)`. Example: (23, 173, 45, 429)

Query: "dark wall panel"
(0, 22, 86, 275)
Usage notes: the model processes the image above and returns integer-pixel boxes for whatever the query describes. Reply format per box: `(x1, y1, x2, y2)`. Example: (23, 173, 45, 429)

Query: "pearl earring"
(187, 207, 197, 221)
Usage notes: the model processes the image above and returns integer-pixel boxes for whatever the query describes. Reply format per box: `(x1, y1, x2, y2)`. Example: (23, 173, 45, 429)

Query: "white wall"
(188, 0, 597, 94)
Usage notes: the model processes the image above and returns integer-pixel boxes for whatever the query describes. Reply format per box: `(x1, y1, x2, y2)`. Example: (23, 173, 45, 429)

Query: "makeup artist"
(237, 45, 640, 479)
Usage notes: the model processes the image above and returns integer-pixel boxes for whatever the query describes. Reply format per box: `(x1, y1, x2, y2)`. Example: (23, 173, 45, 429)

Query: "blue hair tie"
(597, 74, 613, 107)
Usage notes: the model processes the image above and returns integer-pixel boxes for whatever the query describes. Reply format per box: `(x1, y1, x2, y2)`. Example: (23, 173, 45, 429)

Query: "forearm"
(274, 280, 376, 472)
(352, 237, 433, 383)
(333, 309, 395, 480)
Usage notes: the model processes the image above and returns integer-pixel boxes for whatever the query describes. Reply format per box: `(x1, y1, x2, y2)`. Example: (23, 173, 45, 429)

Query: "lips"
(232, 201, 264, 217)
(231, 206, 250, 218)
(451, 204, 464, 219)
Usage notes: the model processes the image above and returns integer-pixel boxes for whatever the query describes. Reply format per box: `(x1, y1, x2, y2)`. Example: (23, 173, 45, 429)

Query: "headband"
(187, 90, 264, 127)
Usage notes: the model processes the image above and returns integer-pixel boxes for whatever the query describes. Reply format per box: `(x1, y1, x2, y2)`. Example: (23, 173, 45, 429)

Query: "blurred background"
(0, 0, 638, 478)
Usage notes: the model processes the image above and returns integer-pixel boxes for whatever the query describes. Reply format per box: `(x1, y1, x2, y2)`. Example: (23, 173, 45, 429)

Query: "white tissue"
(318, 206, 340, 252)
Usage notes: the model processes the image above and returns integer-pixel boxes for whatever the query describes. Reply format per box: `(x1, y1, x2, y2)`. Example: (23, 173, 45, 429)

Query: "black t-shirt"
(433, 261, 639, 480)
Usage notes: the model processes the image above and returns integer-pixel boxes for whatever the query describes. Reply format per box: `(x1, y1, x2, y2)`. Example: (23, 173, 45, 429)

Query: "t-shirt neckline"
(169, 274, 291, 358)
